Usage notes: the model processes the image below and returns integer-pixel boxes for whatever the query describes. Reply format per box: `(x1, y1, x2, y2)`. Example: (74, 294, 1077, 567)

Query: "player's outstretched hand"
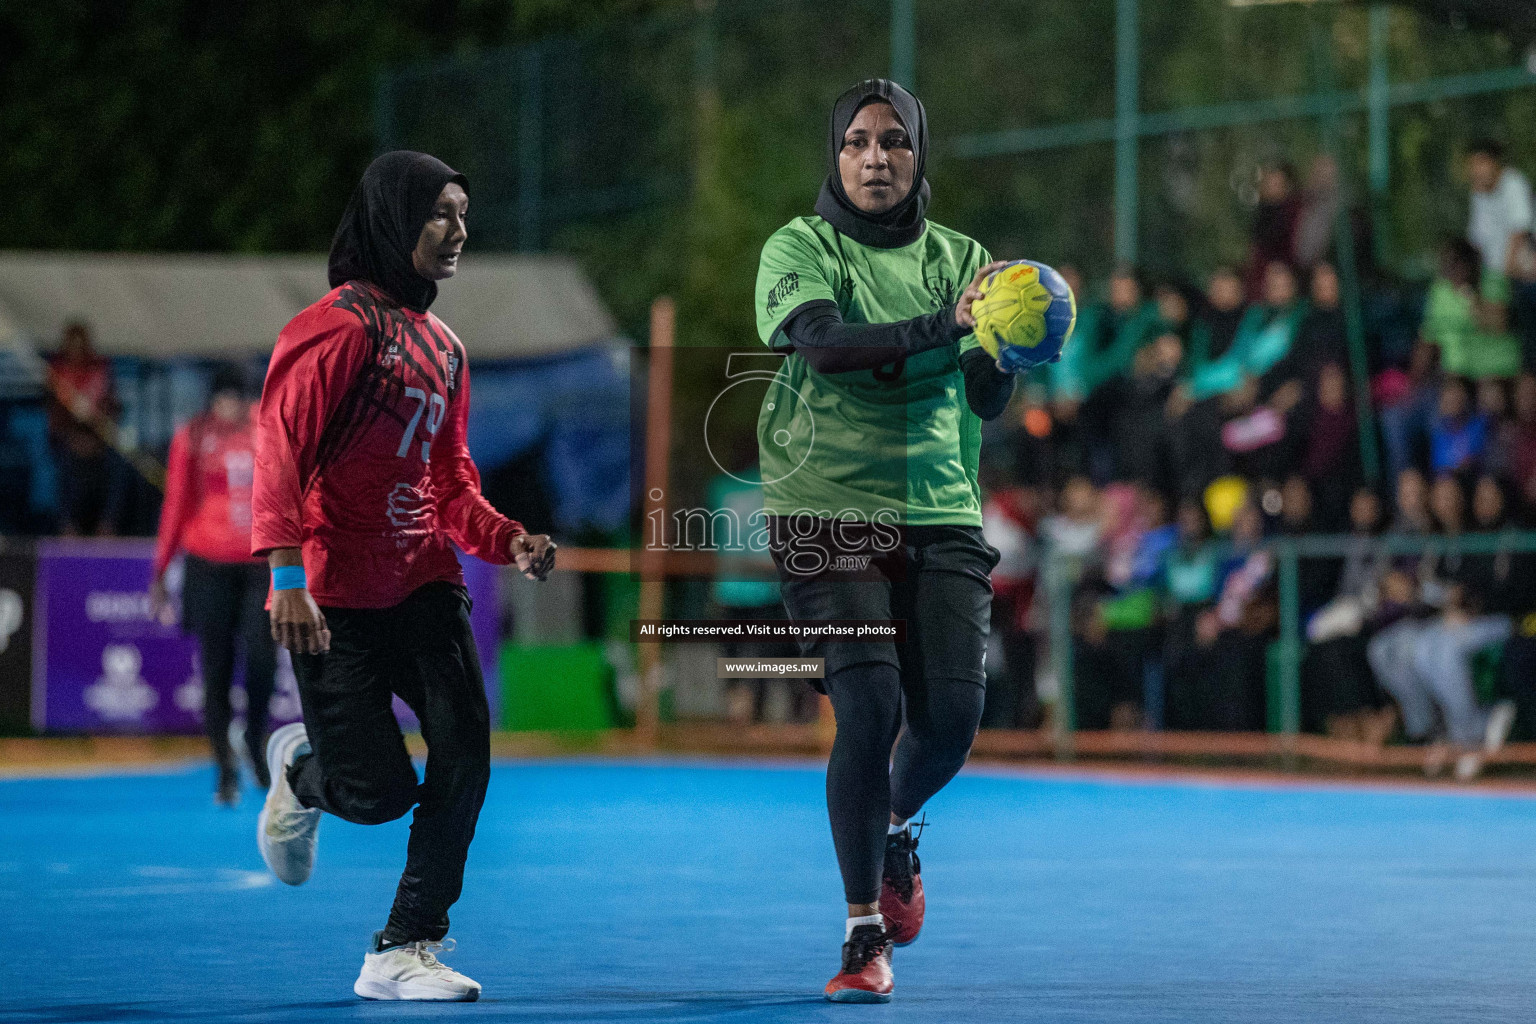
(955, 260, 1009, 329)
(511, 533, 557, 581)
(271, 588, 331, 655)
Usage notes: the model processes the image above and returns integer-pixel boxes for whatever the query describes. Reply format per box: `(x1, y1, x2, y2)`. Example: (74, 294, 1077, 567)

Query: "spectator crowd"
(977, 142, 1536, 779)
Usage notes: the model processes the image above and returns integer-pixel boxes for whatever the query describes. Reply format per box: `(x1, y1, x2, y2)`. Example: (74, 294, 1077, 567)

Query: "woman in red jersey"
(251, 151, 555, 1002)
(151, 363, 274, 806)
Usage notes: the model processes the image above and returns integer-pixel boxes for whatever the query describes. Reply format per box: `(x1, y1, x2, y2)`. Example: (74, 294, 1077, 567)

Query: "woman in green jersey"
(753, 78, 1055, 1003)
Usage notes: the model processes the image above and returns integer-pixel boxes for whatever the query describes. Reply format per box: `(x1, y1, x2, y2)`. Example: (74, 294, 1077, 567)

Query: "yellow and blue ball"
(972, 259, 1076, 370)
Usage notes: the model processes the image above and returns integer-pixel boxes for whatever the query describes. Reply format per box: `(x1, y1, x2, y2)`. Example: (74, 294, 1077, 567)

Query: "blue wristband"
(272, 565, 307, 591)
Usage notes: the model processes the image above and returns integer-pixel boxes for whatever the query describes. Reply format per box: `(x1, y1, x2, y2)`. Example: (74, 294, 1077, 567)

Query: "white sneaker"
(1485, 700, 1517, 754)
(256, 723, 321, 885)
(354, 933, 482, 1001)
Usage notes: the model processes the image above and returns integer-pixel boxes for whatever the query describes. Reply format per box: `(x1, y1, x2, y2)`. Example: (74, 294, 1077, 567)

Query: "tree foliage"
(0, 0, 674, 250)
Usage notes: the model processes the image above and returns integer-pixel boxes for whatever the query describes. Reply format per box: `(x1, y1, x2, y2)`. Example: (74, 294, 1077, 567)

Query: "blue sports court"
(3, 760, 1536, 1023)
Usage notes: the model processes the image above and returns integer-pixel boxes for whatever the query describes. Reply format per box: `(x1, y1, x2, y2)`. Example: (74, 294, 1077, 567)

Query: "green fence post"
(1113, 0, 1140, 265)
(1367, 3, 1394, 311)
(1047, 550, 1076, 761)
(1276, 541, 1302, 753)
(1367, 6, 1391, 199)
(890, 0, 916, 91)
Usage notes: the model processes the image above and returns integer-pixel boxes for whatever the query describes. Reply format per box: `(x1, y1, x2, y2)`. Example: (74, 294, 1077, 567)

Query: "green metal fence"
(380, 0, 1536, 491)
(380, 0, 1536, 268)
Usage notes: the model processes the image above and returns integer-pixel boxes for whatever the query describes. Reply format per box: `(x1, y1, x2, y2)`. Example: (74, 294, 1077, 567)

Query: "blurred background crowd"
(965, 140, 1536, 776)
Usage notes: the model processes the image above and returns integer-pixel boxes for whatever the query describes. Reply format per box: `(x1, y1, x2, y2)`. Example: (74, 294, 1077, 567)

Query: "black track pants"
(287, 581, 491, 945)
(771, 518, 997, 905)
(182, 556, 277, 787)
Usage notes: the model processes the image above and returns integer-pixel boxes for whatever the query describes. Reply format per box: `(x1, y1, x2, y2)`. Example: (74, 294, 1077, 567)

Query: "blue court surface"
(4, 759, 1536, 1024)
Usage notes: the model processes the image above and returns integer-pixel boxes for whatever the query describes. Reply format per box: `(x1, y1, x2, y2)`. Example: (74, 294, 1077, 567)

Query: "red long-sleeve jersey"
(154, 410, 260, 576)
(252, 280, 524, 608)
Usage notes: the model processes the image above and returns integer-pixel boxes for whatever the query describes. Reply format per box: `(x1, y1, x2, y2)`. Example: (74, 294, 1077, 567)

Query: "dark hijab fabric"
(814, 79, 930, 249)
(327, 150, 467, 313)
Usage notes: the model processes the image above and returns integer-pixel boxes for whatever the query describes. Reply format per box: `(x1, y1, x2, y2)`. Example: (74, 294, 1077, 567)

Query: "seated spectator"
(1164, 498, 1219, 613)
(1461, 475, 1535, 615)
(1216, 376, 1291, 484)
(1506, 229, 1536, 368)
(1040, 475, 1102, 559)
(1075, 267, 1163, 482)
(1502, 373, 1536, 517)
(1190, 261, 1307, 402)
(1187, 266, 1248, 377)
(1377, 341, 1443, 484)
(1393, 466, 1434, 534)
(1429, 377, 1490, 476)
(46, 322, 126, 537)
(1105, 333, 1182, 490)
(1074, 485, 1170, 731)
(1493, 474, 1536, 737)
(1280, 475, 1340, 617)
(981, 478, 1043, 730)
(1152, 280, 1196, 346)
(1302, 486, 1396, 741)
(1421, 237, 1521, 380)
(1369, 571, 1514, 779)
(1478, 378, 1512, 476)
(1180, 499, 1276, 731)
(1052, 264, 1160, 406)
(1408, 584, 1515, 781)
(1298, 362, 1361, 529)
(1502, 606, 1536, 744)
(1283, 263, 1348, 388)
(1161, 498, 1221, 732)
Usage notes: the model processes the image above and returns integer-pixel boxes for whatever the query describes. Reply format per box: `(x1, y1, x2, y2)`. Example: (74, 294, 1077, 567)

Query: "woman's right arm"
(781, 260, 1006, 374)
(253, 306, 369, 655)
(781, 301, 963, 374)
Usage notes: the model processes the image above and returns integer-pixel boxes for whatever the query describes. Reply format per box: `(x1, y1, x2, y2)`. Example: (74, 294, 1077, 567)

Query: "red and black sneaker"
(824, 924, 894, 1003)
(880, 821, 925, 946)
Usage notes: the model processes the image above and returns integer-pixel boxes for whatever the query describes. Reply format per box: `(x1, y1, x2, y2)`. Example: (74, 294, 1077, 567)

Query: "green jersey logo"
(765, 272, 800, 316)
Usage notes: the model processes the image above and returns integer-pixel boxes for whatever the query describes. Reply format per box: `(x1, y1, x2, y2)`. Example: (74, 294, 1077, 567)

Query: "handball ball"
(972, 259, 1076, 366)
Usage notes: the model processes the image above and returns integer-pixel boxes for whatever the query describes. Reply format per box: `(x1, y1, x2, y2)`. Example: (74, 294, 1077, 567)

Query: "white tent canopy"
(0, 252, 617, 359)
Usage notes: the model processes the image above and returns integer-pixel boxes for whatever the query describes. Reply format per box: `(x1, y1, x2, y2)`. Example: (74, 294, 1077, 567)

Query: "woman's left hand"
(955, 261, 1009, 329)
(510, 534, 557, 580)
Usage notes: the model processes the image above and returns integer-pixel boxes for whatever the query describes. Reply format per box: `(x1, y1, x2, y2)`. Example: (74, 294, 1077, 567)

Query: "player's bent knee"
(340, 770, 419, 825)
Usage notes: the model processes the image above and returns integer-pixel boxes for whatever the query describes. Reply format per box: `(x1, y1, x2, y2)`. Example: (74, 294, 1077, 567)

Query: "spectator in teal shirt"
(1189, 261, 1308, 401)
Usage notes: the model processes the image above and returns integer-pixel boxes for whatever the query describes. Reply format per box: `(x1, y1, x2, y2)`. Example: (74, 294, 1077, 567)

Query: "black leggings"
(287, 582, 491, 946)
(181, 555, 277, 786)
(772, 519, 997, 905)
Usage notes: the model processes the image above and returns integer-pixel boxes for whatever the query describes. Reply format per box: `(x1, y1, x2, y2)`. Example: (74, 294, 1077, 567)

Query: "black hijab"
(814, 79, 930, 249)
(327, 150, 468, 313)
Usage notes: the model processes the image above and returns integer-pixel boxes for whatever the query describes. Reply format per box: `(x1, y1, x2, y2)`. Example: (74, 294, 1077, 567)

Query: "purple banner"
(34, 540, 499, 735)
